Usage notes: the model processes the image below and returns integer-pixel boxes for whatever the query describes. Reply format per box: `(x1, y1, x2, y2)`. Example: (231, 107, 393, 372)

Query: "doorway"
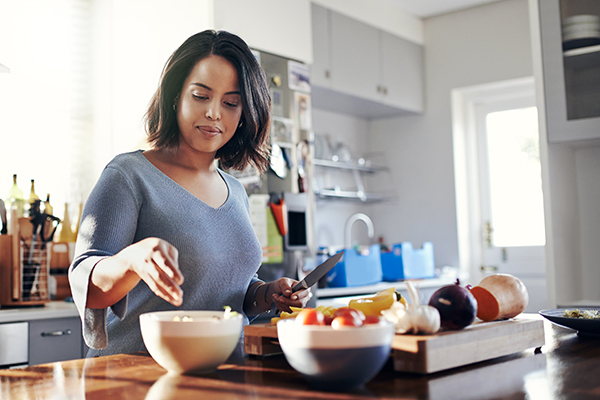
(452, 77, 548, 313)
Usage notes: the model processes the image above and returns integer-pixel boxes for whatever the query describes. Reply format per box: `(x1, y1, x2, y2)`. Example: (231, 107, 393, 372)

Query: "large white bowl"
(277, 319, 395, 390)
(140, 310, 242, 374)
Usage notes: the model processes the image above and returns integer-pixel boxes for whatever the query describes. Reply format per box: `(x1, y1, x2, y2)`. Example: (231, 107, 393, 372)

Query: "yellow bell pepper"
(348, 287, 398, 316)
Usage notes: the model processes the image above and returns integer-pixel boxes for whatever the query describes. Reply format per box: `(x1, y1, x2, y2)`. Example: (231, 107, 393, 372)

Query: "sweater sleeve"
(69, 166, 141, 349)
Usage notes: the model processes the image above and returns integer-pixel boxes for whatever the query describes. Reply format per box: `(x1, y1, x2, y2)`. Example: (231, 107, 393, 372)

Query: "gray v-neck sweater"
(68, 150, 262, 356)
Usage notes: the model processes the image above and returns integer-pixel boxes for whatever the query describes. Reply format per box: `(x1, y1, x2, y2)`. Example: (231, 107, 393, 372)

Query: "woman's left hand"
(269, 277, 312, 313)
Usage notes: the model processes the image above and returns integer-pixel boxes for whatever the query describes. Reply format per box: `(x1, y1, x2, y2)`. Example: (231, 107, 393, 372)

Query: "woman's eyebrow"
(191, 82, 240, 95)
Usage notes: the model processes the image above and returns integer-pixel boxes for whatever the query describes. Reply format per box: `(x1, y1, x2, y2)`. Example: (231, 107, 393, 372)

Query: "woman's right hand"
(119, 237, 184, 306)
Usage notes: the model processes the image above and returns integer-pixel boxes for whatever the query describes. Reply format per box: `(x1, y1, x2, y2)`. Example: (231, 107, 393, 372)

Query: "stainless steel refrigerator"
(230, 50, 317, 300)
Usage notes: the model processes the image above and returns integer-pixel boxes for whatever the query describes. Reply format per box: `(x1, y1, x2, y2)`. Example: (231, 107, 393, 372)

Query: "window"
(0, 0, 92, 222)
(482, 106, 545, 247)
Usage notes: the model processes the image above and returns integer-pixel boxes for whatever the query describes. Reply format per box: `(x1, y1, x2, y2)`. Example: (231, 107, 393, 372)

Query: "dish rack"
(0, 219, 51, 306)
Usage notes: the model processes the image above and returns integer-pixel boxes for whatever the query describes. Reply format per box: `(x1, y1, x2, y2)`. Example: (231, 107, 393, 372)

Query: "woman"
(69, 30, 310, 356)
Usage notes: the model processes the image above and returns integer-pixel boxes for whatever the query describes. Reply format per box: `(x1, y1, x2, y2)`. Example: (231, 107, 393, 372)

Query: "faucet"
(345, 213, 374, 249)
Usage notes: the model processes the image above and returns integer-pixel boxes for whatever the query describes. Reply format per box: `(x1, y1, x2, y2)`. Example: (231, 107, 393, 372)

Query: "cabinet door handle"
(41, 329, 72, 337)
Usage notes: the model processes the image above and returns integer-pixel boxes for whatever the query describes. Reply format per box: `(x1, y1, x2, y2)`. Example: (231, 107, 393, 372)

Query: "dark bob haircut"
(145, 30, 271, 173)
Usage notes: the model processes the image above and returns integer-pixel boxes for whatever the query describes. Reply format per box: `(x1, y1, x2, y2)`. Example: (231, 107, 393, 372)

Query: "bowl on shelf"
(562, 14, 600, 51)
(140, 310, 242, 375)
(277, 318, 395, 390)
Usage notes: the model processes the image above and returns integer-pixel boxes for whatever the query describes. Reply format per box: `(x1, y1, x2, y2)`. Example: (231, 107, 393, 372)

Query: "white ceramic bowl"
(140, 310, 242, 374)
(277, 319, 395, 390)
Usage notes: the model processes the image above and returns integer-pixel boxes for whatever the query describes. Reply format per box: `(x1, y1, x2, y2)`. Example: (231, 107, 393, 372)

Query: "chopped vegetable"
(563, 309, 600, 319)
(296, 309, 326, 325)
(270, 305, 337, 325)
(172, 315, 193, 321)
(223, 306, 239, 319)
(349, 287, 397, 316)
(469, 274, 528, 321)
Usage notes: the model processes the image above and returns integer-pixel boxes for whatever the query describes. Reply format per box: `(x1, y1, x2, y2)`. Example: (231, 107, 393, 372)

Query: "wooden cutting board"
(244, 314, 545, 374)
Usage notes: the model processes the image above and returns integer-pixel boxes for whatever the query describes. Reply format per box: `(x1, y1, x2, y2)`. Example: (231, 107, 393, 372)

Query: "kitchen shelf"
(313, 155, 394, 203)
(314, 188, 394, 202)
(312, 158, 387, 172)
(563, 44, 600, 69)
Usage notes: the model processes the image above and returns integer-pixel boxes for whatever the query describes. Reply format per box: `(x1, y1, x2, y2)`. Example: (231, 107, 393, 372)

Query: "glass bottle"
(58, 202, 76, 242)
(27, 179, 40, 216)
(43, 194, 53, 216)
(7, 174, 24, 218)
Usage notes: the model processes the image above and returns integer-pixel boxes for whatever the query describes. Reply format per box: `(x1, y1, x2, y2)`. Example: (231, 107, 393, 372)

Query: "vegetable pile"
(271, 273, 529, 333)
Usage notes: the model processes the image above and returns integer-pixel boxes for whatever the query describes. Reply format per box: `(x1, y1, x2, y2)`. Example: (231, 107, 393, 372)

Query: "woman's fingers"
(148, 243, 183, 305)
(129, 238, 184, 306)
(142, 270, 183, 306)
(271, 278, 312, 307)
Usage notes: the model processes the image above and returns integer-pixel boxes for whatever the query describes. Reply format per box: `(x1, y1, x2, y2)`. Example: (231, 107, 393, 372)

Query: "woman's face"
(176, 55, 242, 156)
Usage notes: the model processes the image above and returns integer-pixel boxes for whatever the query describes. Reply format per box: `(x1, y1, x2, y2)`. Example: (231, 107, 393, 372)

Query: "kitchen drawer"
(29, 317, 82, 366)
(0, 322, 28, 367)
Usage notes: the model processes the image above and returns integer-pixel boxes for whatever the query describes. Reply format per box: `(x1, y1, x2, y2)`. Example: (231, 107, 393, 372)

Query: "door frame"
(451, 77, 536, 282)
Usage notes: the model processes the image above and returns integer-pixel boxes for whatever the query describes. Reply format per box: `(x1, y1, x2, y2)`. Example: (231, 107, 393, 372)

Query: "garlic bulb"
(381, 281, 440, 335)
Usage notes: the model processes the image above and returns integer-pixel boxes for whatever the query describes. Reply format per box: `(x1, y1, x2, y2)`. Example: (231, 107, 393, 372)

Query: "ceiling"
(392, 0, 503, 18)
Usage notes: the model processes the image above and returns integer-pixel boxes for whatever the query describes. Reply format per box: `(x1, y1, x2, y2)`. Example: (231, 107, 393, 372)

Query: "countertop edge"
(0, 301, 79, 323)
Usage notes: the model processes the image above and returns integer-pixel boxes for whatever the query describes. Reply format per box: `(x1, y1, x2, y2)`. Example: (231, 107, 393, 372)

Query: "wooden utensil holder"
(0, 222, 51, 307)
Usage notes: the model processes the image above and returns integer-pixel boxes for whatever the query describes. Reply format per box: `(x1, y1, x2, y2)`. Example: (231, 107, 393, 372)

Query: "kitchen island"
(1, 320, 599, 399)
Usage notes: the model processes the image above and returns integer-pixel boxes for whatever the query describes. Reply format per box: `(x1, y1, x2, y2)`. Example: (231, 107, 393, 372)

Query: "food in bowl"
(140, 309, 242, 374)
(277, 318, 395, 390)
(562, 309, 600, 319)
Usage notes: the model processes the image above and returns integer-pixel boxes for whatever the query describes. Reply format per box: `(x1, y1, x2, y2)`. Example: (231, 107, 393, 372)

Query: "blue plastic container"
(326, 245, 382, 287)
(380, 242, 435, 281)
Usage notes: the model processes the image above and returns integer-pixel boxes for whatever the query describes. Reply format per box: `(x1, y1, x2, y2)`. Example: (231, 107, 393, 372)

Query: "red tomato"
(364, 315, 382, 325)
(323, 315, 334, 326)
(295, 309, 325, 326)
(331, 315, 362, 329)
(334, 307, 366, 321)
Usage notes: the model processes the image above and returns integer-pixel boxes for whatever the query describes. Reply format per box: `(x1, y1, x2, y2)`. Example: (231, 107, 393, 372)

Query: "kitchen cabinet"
(329, 9, 380, 104)
(0, 302, 84, 367)
(0, 322, 28, 367)
(311, 4, 424, 119)
(530, 0, 600, 308)
(381, 31, 424, 113)
(538, 0, 600, 142)
(29, 317, 83, 366)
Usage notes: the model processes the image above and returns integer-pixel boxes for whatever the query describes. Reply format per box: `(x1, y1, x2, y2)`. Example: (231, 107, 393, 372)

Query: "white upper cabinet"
(311, 4, 424, 118)
(330, 11, 381, 102)
(381, 31, 424, 113)
(538, 0, 600, 142)
(311, 3, 332, 88)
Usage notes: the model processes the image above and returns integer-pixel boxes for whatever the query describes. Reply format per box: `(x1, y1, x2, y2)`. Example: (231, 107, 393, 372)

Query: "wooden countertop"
(1, 321, 599, 399)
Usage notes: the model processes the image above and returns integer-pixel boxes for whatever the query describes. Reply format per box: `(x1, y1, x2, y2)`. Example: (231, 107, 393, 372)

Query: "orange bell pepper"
(348, 287, 398, 316)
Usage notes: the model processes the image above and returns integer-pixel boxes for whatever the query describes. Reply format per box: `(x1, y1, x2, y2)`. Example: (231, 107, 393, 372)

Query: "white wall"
(312, 108, 379, 250)
(89, 0, 213, 199)
(366, 0, 534, 270)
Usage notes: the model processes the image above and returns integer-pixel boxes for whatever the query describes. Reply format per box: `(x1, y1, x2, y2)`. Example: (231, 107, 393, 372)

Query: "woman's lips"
(198, 126, 222, 137)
